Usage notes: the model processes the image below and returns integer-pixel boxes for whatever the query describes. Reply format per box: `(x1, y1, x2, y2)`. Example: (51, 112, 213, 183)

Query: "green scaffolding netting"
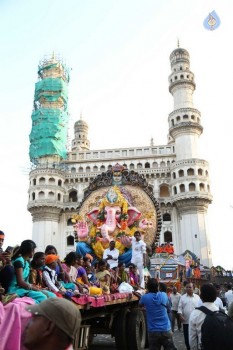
(29, 74, 69, 162)
(29, 108, 68, 160)
(29, 138, 67, 160)
(35, 78, 68, 101)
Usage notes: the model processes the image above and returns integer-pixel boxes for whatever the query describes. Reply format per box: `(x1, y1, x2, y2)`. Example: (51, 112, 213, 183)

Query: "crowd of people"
(0, 230, 147, 306)
(140, 279, 233, 350)
(1, 229, 233, 350)
(155, 242, 174, 254)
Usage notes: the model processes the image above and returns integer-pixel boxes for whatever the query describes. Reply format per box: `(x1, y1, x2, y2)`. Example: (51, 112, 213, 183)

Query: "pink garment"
(0, 297, 35, 350)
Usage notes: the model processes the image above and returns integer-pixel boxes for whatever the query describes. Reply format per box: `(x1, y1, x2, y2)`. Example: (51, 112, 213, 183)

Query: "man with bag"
(189, 283, 233, 350)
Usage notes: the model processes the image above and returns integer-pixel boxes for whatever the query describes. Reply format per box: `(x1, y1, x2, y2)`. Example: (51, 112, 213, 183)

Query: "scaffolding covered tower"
(29, 54, 70, 164)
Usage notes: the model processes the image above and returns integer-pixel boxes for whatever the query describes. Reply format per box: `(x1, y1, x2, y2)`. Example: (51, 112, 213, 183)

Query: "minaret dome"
(72, 116, 90, 151)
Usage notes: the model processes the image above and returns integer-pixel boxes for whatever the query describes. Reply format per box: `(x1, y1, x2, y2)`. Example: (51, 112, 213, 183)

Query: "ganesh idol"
(73, 186, 154, 265)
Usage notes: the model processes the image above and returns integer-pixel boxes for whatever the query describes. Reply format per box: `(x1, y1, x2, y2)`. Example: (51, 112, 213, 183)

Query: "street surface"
(90, 328, 186, 350)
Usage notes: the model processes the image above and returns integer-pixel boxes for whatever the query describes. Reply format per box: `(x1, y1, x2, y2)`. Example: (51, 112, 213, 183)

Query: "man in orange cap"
(43, 255, 76, 297)
(42, 255, 65, 296)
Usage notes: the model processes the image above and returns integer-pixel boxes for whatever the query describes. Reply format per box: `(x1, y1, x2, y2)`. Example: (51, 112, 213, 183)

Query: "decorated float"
(71, 163, 162, 265)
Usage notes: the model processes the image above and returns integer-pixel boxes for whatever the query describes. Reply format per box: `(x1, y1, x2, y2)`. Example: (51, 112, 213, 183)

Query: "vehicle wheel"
(127, 309, 147, 350)
(114, 309, 129, 350)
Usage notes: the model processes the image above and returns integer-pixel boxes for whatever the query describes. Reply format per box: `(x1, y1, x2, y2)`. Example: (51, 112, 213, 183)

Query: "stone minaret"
(71, 114, 90, 151)
(168, 46, 213, 266)
(28, 55, 69, 252)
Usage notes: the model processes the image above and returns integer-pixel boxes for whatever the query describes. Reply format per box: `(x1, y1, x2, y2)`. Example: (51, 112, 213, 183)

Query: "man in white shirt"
(170, 286, 181, 332)
(189, 283, 219, 350)
(197, 295, 224, 310)
(103, 240, 119, 269)
(131, 231, 147, 288)
(178, 283, 200, 350)
(224, 284, 233, 308)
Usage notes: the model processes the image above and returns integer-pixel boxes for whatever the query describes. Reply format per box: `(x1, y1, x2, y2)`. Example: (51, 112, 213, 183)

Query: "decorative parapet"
(172, 193, 213, 213)
(169, 122, 203, 138)
(169, 107, 201, 119)
(28, 206, 61, 221)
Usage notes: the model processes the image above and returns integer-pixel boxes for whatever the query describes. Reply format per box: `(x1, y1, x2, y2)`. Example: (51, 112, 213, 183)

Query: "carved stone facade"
(28, 47, 213, 266)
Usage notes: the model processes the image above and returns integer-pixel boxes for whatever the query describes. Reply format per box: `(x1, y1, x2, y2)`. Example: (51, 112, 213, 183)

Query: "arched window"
(130, 163, 134, 170)
(48, 191, 54, 198)
(100, 165, 105, 171)
(163, 213, 171, 221)
(48, 177, 55, 184)
(145, 162, 150, 168)
(183, 114, 188, 120)
(57, 193, 61, 201)
(179, 169, 184, 177)
(108, 165, 112, 170)
(160, 161, 165, 167)
(67, 218, 73, 226)
(180, 184, 185, 192)
(164, 231, 173, 243)
(172, 172, 176, 179)
(38, 191, 45, 199)
(86, 166, 90, 172)
(33, 178, 36, 185)
(67, 235, 74, 246)
(173, 186, 177, 195)
(71, 167, 76, 173)
(205, 170, 208, 176)
(160, 185, 170, 197)
(199, 183, 205, 192)
(189, 183, 196, 191)
(187, 168, 194, 176)
(198, 168, 203, 176)
(93, 166, 98, 172)
(32, 192, 35, 200)
(123, 164, 127, 168)
(137, 163, 142, 169)
(167, 161, 170, 166)
(152, 162, 158, 168)
(69, 190, 77, 202)
(58, 179, 62, 186)
(39, 177, 46, 185)
(78, 167, 83, 173)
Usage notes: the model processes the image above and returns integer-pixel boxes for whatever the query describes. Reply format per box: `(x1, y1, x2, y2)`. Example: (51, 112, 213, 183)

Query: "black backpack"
(197, 305, 233, 350)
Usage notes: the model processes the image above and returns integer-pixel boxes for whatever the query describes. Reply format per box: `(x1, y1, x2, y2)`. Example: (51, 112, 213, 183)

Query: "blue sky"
(1, 0, 233, 268)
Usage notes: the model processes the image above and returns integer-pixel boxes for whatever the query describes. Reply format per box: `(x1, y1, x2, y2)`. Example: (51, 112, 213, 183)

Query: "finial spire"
(177, 38, 180, 48)
(80, 112, 82, 120)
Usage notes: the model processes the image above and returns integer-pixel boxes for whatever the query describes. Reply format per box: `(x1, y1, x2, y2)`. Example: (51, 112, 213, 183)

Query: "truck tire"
(114, 309, 129, 350)
(127, 309, 147, 350)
